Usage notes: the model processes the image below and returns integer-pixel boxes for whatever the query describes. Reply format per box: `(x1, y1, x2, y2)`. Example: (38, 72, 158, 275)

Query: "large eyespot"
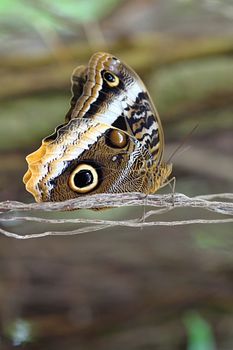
(69, 164, 98, 194)
(106, 129, 128, 148)
(103, 70, 119, 87)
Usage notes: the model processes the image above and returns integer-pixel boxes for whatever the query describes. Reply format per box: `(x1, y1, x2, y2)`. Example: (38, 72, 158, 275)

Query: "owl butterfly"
(23, 52, 172, 202)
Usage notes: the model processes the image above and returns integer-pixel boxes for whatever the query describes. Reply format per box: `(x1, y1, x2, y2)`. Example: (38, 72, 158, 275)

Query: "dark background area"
(0, 0, 233, 349)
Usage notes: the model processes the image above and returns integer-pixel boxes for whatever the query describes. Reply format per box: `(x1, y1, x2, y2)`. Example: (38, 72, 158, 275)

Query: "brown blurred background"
(0, 0, 233, 349)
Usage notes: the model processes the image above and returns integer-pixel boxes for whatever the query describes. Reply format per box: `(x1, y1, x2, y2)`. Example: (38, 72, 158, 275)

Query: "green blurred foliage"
(0, 0, 121, 34)
(152, 57, 233, 116)
(5, 318, 35, 346)
(194, 228, 232, 251)
(184, 311, 216, 350)
(0, 95, 68, 150)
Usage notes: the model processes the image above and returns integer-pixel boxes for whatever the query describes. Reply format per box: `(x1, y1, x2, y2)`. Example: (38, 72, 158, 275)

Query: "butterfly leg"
(158, 175, 176, 206)
(138, 193, 148, 224)
(168, 176, 176, 206)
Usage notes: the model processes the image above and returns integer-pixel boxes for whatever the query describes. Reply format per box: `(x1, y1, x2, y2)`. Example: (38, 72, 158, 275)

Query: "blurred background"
(0, 0, 233, 349)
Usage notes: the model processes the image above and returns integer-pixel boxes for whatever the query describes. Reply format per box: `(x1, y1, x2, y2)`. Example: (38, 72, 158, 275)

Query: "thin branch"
(0, 192, 232, 239)
(1, 192, 233, 213)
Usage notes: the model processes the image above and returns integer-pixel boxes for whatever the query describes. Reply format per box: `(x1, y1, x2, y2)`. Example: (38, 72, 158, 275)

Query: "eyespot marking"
(69, 164, 98, 194)
(103, 70, 119, 87)
(106, 129, 128, 148)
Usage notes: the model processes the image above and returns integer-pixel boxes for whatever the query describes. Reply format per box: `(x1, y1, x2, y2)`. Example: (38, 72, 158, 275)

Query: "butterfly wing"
(65, 65, 87, 122)
(23, 118, 151, 202)
(23, 52, 171, 202)
(65, 52, 164, 167)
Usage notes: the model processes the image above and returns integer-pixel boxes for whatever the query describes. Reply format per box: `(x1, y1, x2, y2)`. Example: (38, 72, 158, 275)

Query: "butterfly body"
(23, 52, 172, 202)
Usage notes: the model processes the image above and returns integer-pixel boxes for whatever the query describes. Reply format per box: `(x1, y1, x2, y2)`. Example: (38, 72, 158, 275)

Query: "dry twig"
(0, 192, 232, 239)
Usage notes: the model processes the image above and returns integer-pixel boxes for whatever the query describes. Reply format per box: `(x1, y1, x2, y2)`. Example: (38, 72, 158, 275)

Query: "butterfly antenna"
(166, 124, 199, 163)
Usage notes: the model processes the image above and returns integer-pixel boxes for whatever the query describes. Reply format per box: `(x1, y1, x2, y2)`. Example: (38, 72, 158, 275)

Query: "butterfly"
(23, 52, 172, 202)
